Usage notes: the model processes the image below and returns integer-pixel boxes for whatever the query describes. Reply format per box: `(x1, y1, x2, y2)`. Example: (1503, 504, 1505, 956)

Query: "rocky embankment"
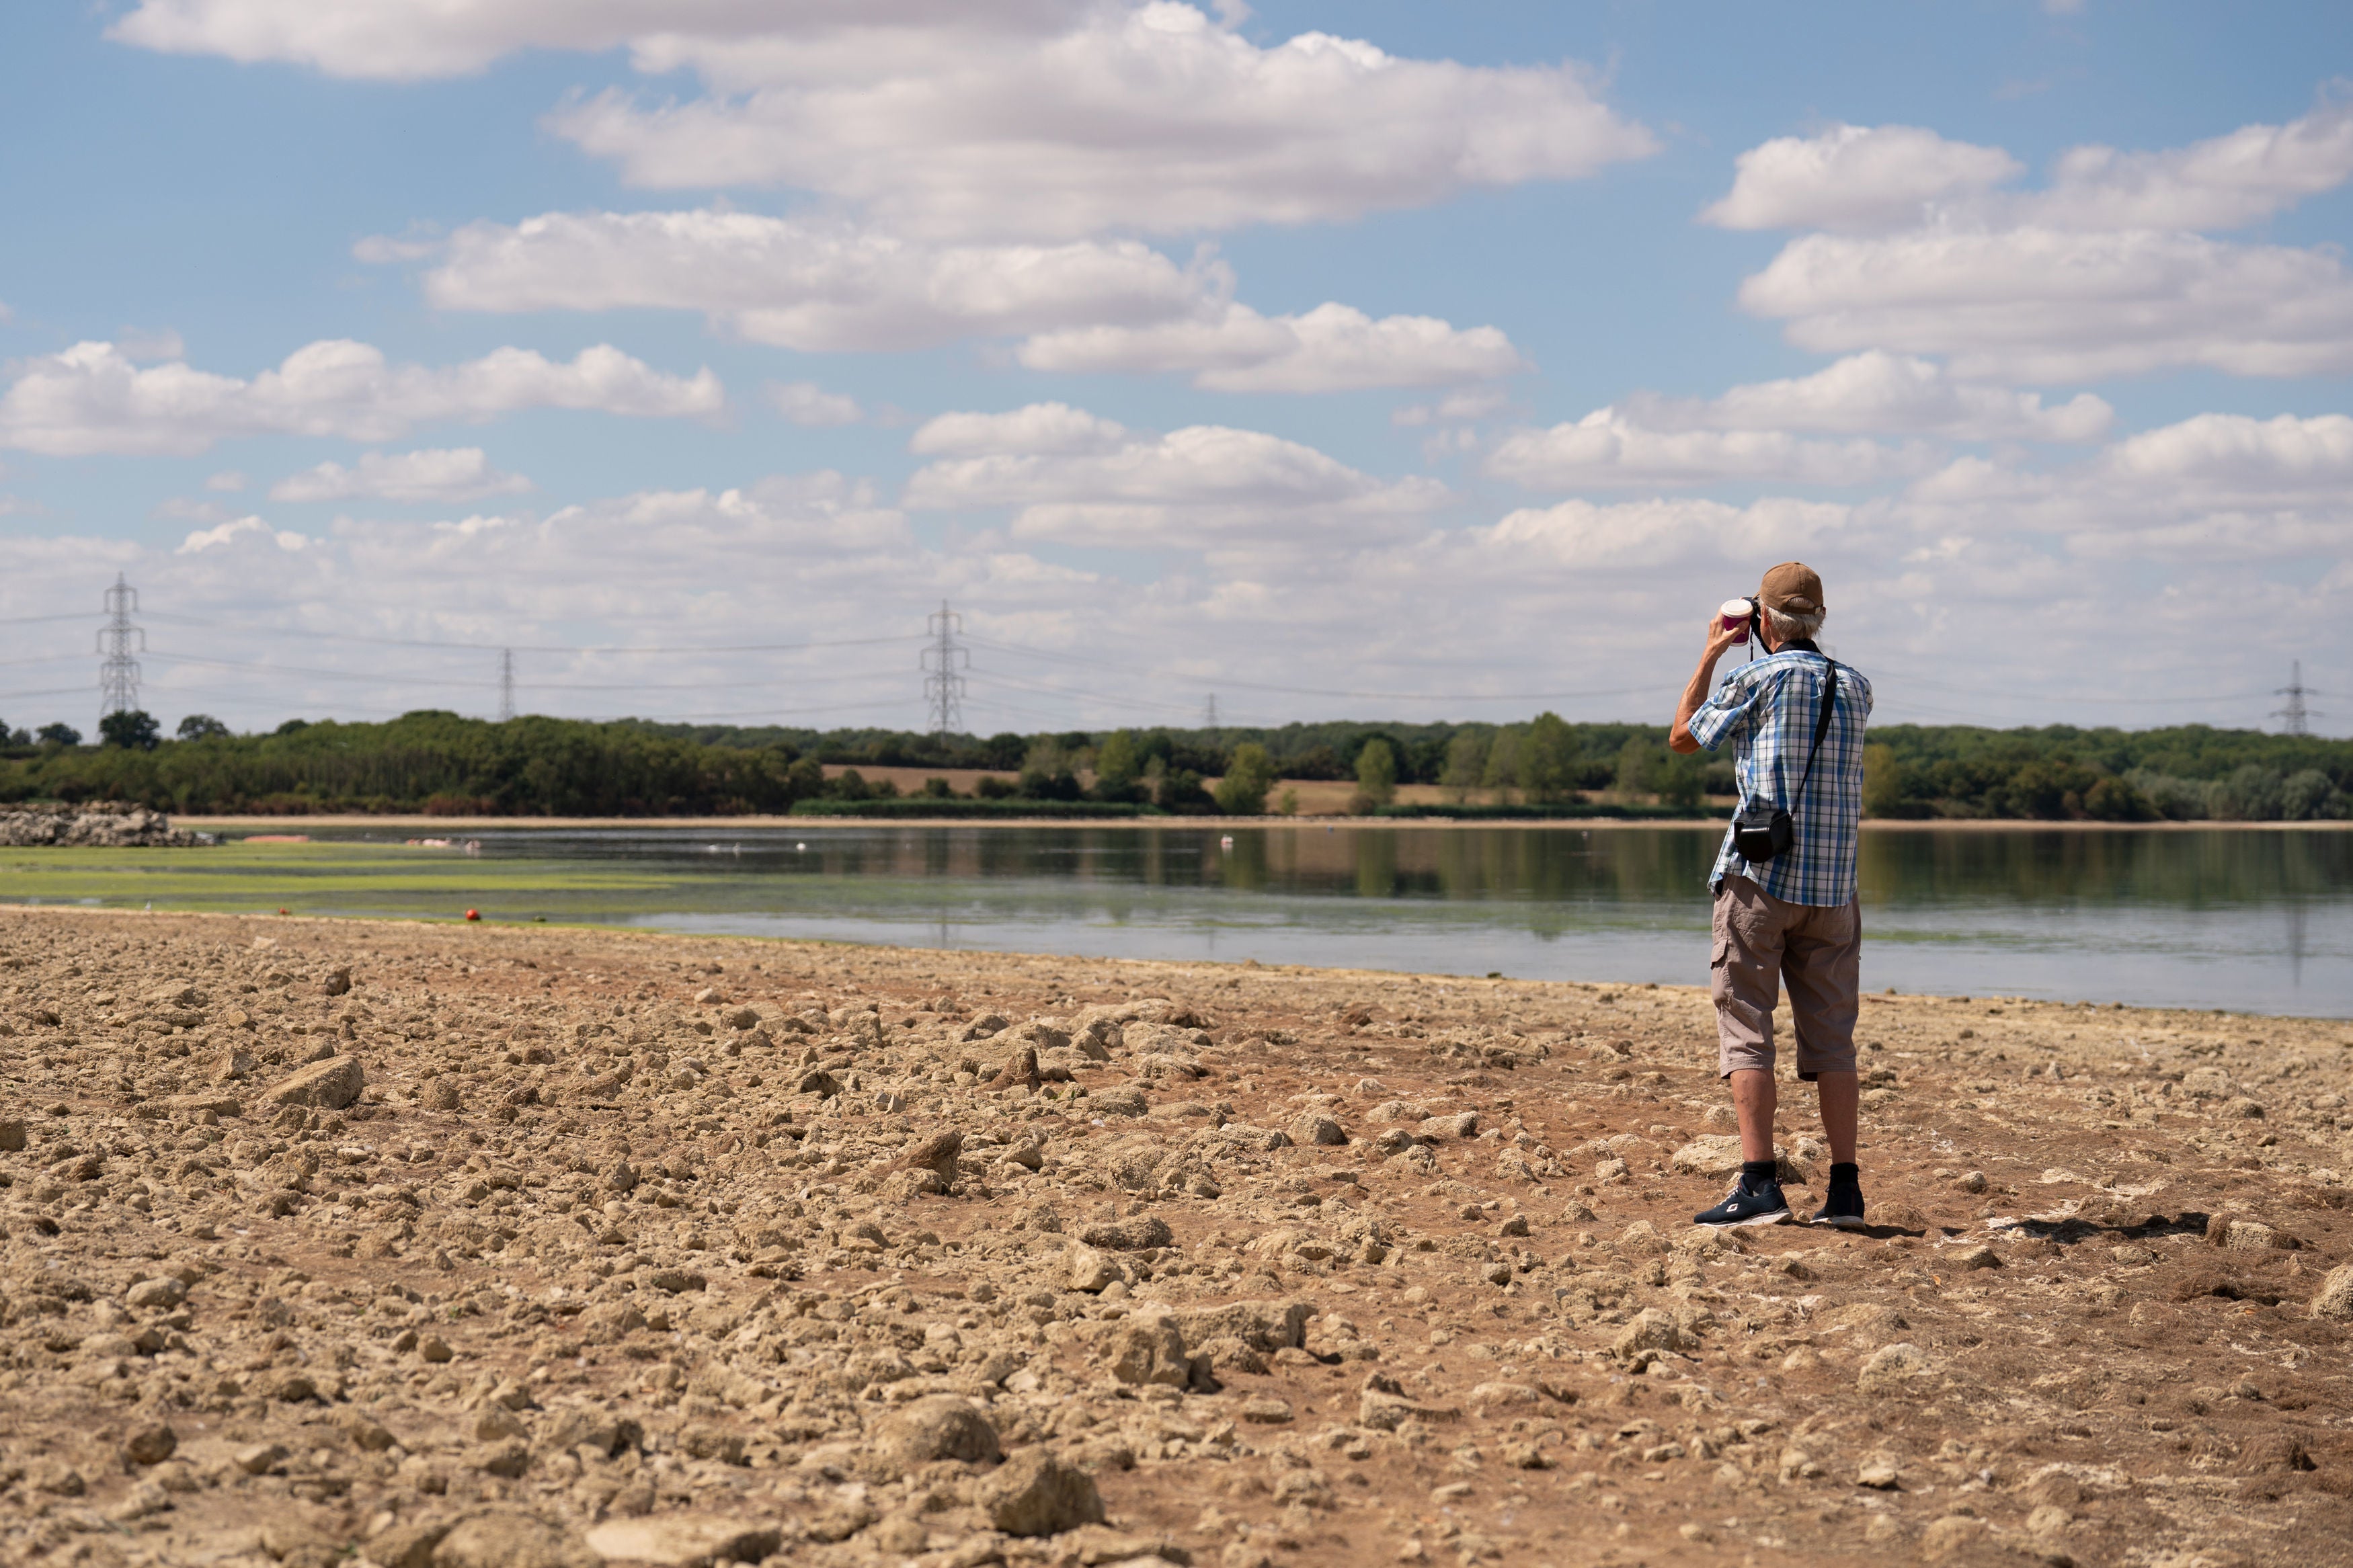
(0, 801, 208, 848)
(1, 908, 2349, 1568)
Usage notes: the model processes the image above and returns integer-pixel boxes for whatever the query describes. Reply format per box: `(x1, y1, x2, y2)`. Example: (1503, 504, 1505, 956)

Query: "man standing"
(1669, 563, 1873, 1228)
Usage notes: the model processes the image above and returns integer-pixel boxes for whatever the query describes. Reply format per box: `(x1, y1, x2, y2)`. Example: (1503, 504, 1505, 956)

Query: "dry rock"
(1611, 1307, 1683, 1358)
(123, 1422, 177, 1466)
(1078, 1214, 1172, 1251)
(0, 800, 205, 847)
(584, 1515, 783, 1567)
(1287, 1112, 1348, 1146)
(1066, 1243, 1127, 1294)
(2310, 1262, 2353, 1321)
(263, 1054, 366, 1110)
(1107, 1311, 1195, 1388)
(874, 1395, 1003, 1474)
(1174, 1299, 1310, 1352)
(898, 1128, 965, 1180)
(126, 1275, 188, 1310)
(432, 1511, 599, 1568)
(1856, 1342, 1933, 1395)
(977, 1450, 1104, 1536)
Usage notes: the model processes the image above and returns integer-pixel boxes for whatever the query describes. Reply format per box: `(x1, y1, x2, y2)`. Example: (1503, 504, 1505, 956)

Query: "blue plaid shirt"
(1687, 643, 1872, 907)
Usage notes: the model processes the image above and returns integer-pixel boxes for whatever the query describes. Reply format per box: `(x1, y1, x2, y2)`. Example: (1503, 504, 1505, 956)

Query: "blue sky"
(2, 1, 2348, 736)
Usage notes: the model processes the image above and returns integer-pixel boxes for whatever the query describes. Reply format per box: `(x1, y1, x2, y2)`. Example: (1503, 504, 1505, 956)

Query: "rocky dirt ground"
(2, 907, 2351, 1568)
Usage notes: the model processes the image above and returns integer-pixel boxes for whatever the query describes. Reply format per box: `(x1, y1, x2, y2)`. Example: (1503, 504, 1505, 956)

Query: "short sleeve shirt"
(1686, 645, 1872, 906)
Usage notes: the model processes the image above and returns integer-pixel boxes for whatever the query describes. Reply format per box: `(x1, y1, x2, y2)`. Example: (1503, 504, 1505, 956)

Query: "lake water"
(92, 823, 2342, 1018)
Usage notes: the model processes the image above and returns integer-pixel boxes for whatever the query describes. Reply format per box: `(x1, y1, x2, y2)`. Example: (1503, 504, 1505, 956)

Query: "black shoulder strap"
(1789, 655, 1839, 811)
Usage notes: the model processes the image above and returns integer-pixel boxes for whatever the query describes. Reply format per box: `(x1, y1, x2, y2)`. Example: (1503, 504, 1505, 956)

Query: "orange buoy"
(465, 909, 481, 921)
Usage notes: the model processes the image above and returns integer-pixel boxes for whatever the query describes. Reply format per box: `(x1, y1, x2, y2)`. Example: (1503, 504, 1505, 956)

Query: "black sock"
(1830, 1161, 1860, 1186)
(1741, 1159, 1779, 1187)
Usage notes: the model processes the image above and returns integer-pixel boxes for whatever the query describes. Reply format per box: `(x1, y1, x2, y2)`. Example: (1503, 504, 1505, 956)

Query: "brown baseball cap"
(1759, 561, 1825, 616)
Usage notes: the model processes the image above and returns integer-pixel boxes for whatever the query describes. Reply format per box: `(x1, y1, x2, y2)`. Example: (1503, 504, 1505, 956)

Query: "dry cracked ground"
(3, 907, 2352, 1568)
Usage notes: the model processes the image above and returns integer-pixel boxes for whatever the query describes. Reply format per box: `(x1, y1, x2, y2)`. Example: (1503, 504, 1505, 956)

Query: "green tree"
(1213, 741, 1276, 814)
(1093, 729, 1141, 802)
(2081, 776, 2155, 821)
(1519, 712, 1578, 803)
(175, 714, 231, 741)
(1656, 750, 1704, 813)
(1862, 744, 1906, 818)
(99, 710, 161, 750)
(1353, 737, 1398, 809)
(36, 723, 82, 747)
(1440, 730, 1488, 802)
(2282, 768, 2348, 820)
(1613, 734, 1659, 797)
(1018, 740, 1082, 800)
(1480, 727, 1521, 800)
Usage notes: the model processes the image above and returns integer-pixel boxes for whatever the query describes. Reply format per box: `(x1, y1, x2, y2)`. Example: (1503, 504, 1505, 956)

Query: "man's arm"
(1669, 615, 1750, 754)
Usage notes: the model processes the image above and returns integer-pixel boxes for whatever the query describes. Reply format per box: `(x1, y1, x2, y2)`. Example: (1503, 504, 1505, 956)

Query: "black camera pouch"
(1731, 657, 1837, 865)
(1732, 802, 1794, 861)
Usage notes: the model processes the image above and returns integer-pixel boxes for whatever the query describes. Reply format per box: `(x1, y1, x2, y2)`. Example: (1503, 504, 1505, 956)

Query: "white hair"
(1765, 604, 1825, 641)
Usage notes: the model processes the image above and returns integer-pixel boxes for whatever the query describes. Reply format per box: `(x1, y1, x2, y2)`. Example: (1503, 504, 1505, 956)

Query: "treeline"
(1864, 725, 2351, 821)
(0, 707, 2346, 820)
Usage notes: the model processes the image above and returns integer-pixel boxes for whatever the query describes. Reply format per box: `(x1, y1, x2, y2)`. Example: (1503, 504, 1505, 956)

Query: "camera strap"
(1787, 655, 1839, 817)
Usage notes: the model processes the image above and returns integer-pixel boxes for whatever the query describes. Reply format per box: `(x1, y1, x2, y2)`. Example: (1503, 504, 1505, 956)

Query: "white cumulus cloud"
(1741, 227, 2353, 382)
(107, 0, 1088, 79)
(1622, 352, 2112, 442)
(1702, 124, 2022, 233)
(1715, 102, 2353, 382)
(1472, 495, 1856, 571)
(0, 339, 724, 457)
(765, 382, 865, 427)
(1706, 102, 2353, 235)
(415, 210, 1224, 352)
(910, 403, 1131, 458)
(549, 5, 1657, 240)
(407, 210, 1523, 388)
(176, 515, 309, 553)
(1488, 411, 1930, 490)
(904, 415, 1449, 546)
(1019, 302, 1526, 393)
(120, 2, 1654, 241)
(268, 448, 533, 504)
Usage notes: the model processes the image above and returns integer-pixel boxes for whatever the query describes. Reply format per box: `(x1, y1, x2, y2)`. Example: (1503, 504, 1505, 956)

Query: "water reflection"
(280, 823, 2352, 1016)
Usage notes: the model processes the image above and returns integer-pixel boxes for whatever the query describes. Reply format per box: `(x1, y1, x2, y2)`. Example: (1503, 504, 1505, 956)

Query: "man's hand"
(1701, 612, 1748, 665)
(1670, 613, 1743, 754)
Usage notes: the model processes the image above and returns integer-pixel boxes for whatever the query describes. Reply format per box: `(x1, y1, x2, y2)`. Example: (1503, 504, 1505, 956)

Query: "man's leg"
(1783, 897, 1866, 1225)
(1814, 1071, 1858, 1163)
(1730, 1067, 1778, 1164)
(1701, 878, 1794, 1227)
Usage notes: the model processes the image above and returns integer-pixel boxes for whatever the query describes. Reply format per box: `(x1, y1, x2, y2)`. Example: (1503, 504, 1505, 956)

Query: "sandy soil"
(2, 907, 2350, 1568)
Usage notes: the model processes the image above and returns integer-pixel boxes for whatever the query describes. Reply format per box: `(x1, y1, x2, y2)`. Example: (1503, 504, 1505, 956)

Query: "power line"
(0, 684, 105, 702)
(922, 601, 968, 737)
(139, 610, 925, 657)
(965, 634, 1669, 704)
(96, 573, 143, 724)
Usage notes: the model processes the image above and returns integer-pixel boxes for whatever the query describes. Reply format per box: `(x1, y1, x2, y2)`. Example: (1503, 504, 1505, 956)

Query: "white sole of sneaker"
(1700, 1209, 1790, 1229)
(1810, 1214, 1869, 1230)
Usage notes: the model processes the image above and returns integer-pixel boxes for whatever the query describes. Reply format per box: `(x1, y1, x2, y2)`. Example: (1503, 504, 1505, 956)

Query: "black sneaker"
(1810, 1178, 1867, 1230)
(1696, 1178, 1791, 1229)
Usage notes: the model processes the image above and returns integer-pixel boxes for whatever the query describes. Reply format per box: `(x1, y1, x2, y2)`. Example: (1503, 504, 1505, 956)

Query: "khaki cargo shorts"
(1710, 873, 1860, 1081)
